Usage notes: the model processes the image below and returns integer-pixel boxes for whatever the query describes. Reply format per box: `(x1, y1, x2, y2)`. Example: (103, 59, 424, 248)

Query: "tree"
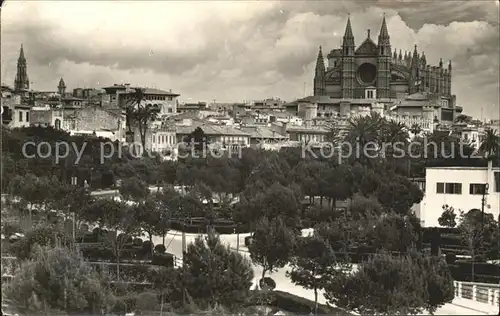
(10, 225, 72, 260)
(186, 126, 208, 151)
(288, 234, 346, 315)
(438, 204, 457, 228)
(181, 230, 254, 309)
(119, 176, 150, 202)
(248, 217, 296, 282)
(98, 199, 140, 280)
(410, 123, 422, 136)
(5, 245, 113, 315)
(324, 251, 453, 315)
(127, 87, 160, 150)
(458, 209, 499, 279)
(135, 196, 161, 256)
(479, 128, 499, 159)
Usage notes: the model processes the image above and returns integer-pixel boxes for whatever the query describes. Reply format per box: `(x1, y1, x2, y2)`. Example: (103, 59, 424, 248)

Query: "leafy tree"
(181, 230, 254, 309)
(438, 204, 457, 228)
(248, 217, 296, 281)
(135, 194, 166, 256)
(186, 127, 208, 151)
(5, 245, 113, 315)
(324, 251, 452, 315)
(288, 234, 347, 315)
(119, 176, 150, 202)
(10, 225, 72, 260)
(98, 199, 141, 280)
(458, 209, 499, 279)
(367, 213, 417, 254)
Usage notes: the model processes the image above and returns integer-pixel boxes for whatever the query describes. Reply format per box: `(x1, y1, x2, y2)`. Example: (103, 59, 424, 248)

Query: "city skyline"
(1, 0, 499, 120)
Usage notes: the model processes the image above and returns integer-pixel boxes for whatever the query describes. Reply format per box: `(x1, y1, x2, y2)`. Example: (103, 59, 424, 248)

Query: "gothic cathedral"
(313, 16, 452, 100)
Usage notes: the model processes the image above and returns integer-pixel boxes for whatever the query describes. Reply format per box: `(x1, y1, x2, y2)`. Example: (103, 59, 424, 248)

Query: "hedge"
(248, 290, 350, 315)
(448, 261, 500, 284)
(169, 220, 250, 234)
(151, 253, 174, 267)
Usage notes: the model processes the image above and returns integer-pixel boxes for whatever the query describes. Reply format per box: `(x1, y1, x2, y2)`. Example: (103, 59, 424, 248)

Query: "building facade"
(420, 165, 500, 227)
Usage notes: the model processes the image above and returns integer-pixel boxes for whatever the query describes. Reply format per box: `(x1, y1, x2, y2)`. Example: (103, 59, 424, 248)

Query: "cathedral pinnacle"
(378, 14, 390, 40)
(14, 44, 29, 93)
(439, 58, 443, 68)
(18, 44, 26, 61)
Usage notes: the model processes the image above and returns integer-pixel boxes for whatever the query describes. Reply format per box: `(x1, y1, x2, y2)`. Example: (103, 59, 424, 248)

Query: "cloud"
(1, 0, 498, 119)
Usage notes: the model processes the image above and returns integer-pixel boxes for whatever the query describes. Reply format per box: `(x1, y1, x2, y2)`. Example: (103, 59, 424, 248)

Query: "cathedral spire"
(58, 77, 66, 95)
(342, 15, 355, 55)
(439, 58, 443, 68)
(19, 44, 26, 61)
(313, 46, 326, 96)
(421, 51, 426, 64)
(448, 60, 452, 71)
(14, 44, 29, 93)
(378, 14, 390, 42)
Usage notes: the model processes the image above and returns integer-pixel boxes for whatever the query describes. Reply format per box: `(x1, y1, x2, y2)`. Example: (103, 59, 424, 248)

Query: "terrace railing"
(454, 280, 500, 307)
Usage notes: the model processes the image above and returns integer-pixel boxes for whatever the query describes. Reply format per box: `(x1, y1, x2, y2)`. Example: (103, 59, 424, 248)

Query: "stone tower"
(376, 15, 391, 98)
(313, 46, 326, 96)
(14, 44, 30, 93)
(58, 78, 66, 96)
(409, 45, 419, 94)
(341, 16, 356, 99)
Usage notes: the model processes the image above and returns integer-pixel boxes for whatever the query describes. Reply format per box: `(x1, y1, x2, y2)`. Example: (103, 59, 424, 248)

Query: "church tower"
(58, 78, 67, 96)
(376, 15, 391, 99)
(409, 45, 419, 94)
(14, 44, 30, 94)
(313, 46, 326, 96)
(341, 16, 356, 99)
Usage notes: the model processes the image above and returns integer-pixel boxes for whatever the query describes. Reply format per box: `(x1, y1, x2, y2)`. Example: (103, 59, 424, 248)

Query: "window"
(152, 135, 156, 143)
(495, 172, 500, 193)
(26, 112, 29, 121)
(445, 183, 462, 194)
(19, 111, 23, 122)
(436, 182, 445, 193)
(469, 183, 486, 195)
(168, 108, 173, 113)
(168, 96, 173, 101)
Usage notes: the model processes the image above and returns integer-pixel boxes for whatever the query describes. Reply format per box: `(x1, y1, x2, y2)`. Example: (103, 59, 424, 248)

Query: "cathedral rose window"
(357, 63, 377, 84)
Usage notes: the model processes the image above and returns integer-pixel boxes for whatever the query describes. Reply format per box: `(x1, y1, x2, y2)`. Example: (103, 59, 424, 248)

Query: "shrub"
(261, 291, 348, 315)
(445, 253, 457, 264)
(259, 277, 276, 290)
(154, 244, 166, 254)
(244, 236, 253, 247)
(152, 253, 174, 267)
(132, 238, 143, 247)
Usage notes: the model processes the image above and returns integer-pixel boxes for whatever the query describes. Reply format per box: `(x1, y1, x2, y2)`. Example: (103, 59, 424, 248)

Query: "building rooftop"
(102, 84, 180, 96)
(176, 120, 250, 136)
(240, 126, 288, 139)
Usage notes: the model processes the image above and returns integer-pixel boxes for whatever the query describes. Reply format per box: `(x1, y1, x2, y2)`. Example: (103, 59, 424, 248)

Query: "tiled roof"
(103, 84, 180, 96)
(287, 126, 329, 134)
(240, 126, 288, 139)
(176, 121, 250, 136)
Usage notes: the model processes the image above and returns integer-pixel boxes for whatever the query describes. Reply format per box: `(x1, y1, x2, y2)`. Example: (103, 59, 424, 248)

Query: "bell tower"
(341, 15, 356, 99)
(376, 14, 391, 99)
(14, 44, 30, 94)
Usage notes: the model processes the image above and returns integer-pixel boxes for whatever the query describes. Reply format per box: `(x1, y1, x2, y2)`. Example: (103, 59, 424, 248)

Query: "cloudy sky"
(1, 0, 499, 119)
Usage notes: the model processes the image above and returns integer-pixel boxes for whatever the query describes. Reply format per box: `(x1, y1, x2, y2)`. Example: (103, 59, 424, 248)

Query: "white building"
(420, 164, 500, 227)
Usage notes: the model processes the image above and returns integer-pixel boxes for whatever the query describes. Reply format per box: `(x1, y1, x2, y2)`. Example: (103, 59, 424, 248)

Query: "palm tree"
(479, 128, 499, 160)
(128, 88, 160, 152)
(410, 123, 422, 136)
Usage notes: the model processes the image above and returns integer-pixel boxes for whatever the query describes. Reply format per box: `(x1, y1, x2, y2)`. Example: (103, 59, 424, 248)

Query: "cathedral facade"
(314, 16, 452, 101)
